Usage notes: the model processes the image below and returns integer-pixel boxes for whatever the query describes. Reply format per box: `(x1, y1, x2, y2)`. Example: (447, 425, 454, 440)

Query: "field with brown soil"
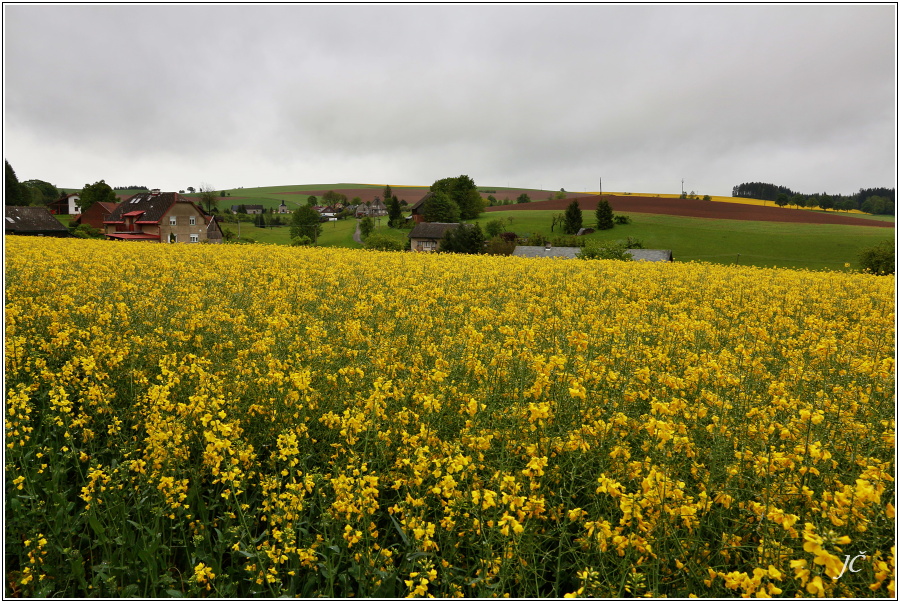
(486, 194, 893, 228)
(282, 187, 586, 205)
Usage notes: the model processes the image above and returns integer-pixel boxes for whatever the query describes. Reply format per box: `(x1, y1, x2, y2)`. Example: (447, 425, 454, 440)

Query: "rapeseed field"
(5, 237, 894, 597)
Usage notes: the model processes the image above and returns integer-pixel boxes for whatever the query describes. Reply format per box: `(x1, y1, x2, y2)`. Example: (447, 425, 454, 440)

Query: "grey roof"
(512, 246, 673, 261)
(107, 192, 188, 223)
(5, 206, 70, 235)
(627, 249, 673, 262)
(408, 222, 460, 240)
(512, 246, 581, 259)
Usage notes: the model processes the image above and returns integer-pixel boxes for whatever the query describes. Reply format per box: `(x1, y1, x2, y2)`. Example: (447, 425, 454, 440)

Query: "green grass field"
(473, 210, 894, 271)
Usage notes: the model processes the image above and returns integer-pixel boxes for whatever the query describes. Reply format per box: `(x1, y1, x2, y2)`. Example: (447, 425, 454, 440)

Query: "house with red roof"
(104, 190, 222, 243)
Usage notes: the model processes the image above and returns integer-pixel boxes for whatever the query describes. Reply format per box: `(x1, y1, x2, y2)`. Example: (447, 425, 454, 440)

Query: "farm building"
(512, 245, 581, 259)
(408, 222, 461, 252)
(74, 201, 119, 230)
(5, 206, 71, 237)
(47, 193, 80, 215)
(513, 245, 673, 261)
(105, 191, 222, 243)
(230, 205, 265, 214)
(408, 193, 431, 224)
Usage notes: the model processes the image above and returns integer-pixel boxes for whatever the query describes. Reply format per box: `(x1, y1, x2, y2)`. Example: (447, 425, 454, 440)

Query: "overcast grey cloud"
(3, 4, 896, 196)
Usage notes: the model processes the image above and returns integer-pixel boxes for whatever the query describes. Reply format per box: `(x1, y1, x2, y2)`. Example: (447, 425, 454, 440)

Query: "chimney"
(545, 242, 552, 251)
(150, 189, 161, 196)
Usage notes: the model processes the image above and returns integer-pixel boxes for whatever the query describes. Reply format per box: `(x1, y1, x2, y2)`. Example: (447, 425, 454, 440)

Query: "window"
(190, 234, 199, 243)
(169, 216, 177, 225)
(189, 216, 196, 225)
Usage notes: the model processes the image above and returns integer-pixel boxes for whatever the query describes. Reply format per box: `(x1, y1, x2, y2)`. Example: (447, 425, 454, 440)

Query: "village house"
(5, 206, 71, 237)
(46, 193, 81, 215)
(408, 222, 461, 252)
(104, 191, 222, 243)
(277, 200, 290, 214)
(74, 201, 119, 230)
(355, 196, 388, 218)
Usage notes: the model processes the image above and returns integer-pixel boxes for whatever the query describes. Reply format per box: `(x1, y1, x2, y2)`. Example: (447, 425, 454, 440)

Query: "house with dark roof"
(47, 193, 81, 215)
(408, 222, 461, 252)
(5, 206, 71, 237)
(355, 196, 388, 218)
(104, 191, 222, 243)
(74, 201, 119, 230)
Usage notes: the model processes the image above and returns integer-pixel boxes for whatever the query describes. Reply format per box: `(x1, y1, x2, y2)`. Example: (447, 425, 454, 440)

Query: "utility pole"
(681, 178, 685, 196)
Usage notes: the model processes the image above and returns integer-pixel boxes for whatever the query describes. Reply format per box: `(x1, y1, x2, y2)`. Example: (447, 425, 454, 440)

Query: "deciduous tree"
(430, 175, 485, 219)
(198, 183, 219, 214)
(422, 191, 460, 223)
(290, 205, 322, 242)
(78, 180, 118, 212)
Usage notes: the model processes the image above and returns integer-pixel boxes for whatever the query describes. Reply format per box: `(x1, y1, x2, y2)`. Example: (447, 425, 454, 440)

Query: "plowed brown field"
(486, 194, 893, 228)
(282, 188, 586, 205)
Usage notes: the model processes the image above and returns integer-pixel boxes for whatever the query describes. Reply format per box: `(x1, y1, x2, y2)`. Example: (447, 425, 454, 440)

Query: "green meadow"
(474, 210, 894, 271)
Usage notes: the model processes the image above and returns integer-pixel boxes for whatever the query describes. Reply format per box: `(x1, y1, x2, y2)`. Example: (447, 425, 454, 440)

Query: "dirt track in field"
(486, 194, 893, 228)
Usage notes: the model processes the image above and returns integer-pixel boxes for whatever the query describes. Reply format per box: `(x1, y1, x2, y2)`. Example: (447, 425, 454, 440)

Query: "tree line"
(5, 160, 62, 206)
(732, 182, 895, 215)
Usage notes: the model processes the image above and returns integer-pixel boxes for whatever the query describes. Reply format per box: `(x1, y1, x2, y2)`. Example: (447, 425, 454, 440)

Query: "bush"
(363, 233, 406, 252)
(577, 240, 634, 261)
(290, 236, 312, 246)
(516, 193, 531, 204)
(613, 214, 631, 225)
(499, 232, 518, 243)
(623, 236, 644, 249)
(359, 217, 375, 239)
(485, 219, 506, 239)
(858, 240, 895, 275)
(71, 224, 105, 239)
(484, 236, 516, 256)
(524, 233, 547, 246)
(549, 235, 584, 248)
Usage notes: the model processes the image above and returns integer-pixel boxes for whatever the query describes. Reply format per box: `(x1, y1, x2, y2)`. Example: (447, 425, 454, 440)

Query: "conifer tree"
(595, 198, 614, 230)
(563, 199, 583, 234)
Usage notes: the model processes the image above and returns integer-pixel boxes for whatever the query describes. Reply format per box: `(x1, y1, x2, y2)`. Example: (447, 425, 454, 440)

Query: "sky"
(3, 4, 897, 197)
